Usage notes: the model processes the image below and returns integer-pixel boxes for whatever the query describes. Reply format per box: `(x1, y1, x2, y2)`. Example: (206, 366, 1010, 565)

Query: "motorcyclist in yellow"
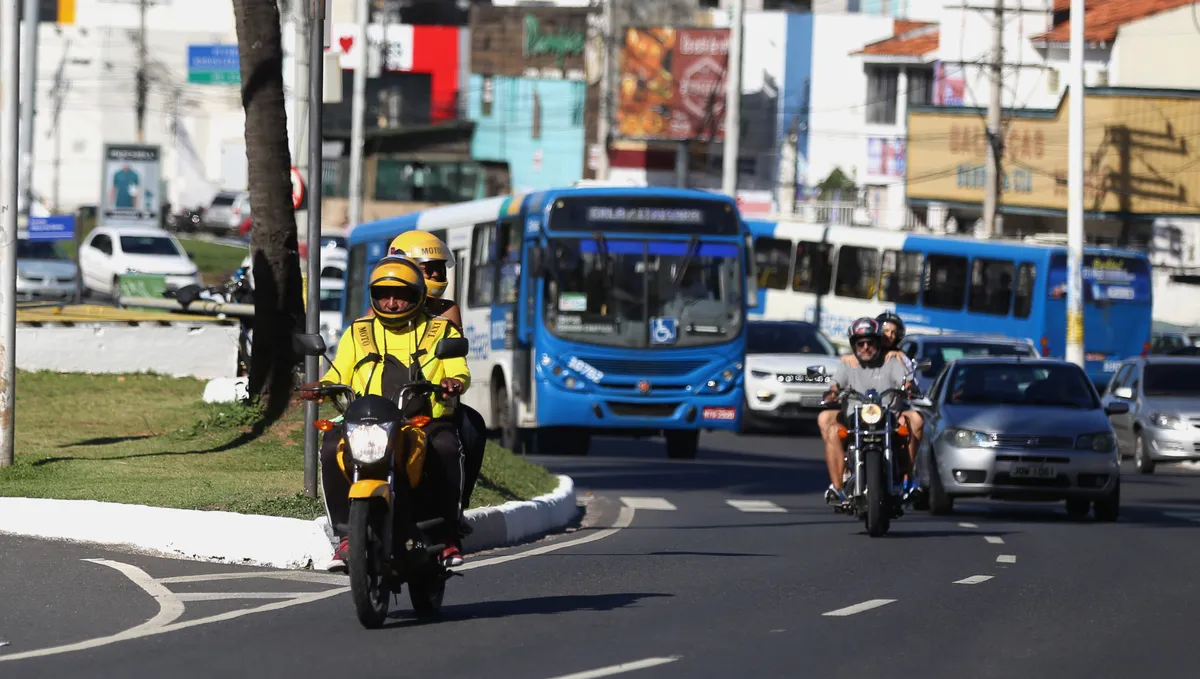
(387, 231, 487, 537)
(302, 256, 470, 571)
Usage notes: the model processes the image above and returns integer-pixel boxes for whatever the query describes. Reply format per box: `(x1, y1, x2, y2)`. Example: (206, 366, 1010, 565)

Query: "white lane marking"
(822, 599, 897, 617)
(726, 499, 786, 513)
(457, 505, 635, 572)
(0, 505, 637, 662)
(958, 522, 978, 529)
(174, 592, 313, 602)
(542, 656, 681, 679)
(997, 554, 1017, 564)
(984, 536, 1005, 544)
(0, 641, 8, 648)
(620, 496, 676, 511)
(84, 560, 186, 633)
(954, 575, 994, 585)
(157, 571, 348, 585)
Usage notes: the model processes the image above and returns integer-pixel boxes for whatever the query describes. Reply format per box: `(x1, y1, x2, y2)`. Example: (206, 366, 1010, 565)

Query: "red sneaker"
(439, 545, 464, 568)
(326, 537, 349, 573)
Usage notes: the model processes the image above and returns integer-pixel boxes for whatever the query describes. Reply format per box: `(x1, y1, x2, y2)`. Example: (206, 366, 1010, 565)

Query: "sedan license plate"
(1012, 464, 1056, 479)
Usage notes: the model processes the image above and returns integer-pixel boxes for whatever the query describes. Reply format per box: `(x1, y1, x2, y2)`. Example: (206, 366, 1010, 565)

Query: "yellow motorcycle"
(295, 332, 469, 628)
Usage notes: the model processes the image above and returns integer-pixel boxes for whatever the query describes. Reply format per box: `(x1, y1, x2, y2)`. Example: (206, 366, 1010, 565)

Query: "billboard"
(906, 89, 1200, 215)
(99, 144, 161, 229)
(867, 137, 906, 177)
(617, 27, 730, 141)
(469, 6, 589, 81)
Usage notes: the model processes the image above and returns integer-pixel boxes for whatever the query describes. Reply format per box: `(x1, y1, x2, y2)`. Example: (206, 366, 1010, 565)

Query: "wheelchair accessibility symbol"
(650, 317, 678, 345)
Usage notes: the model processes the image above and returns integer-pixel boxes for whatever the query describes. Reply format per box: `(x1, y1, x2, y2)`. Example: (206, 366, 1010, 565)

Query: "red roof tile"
(1034, 0, 1193, 43)
(854, 22, 939, 57)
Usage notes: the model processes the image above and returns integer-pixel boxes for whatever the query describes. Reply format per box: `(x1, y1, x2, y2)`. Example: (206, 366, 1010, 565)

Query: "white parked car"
(78, 226, 200, 297)
(743, 320, 844, 429)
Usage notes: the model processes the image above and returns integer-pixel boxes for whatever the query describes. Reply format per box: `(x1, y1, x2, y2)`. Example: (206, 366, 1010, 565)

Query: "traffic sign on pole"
(187, 45, 241, 85)
(28, 215, 75, 241)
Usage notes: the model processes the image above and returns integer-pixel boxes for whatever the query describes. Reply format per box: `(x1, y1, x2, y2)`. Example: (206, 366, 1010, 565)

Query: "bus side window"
(468, 223, 496, 308)
(451, 248, 467, 302)
(1013, 263, 1035, 318)
(753, 237, 792, 289)
(922, 254, 968, 310)
(834, 245, 880, 299)
(879, 250, 923, 305)
(968, 258, 1015, 316)
(496, 219, 522, 304)
(793, 241, 833, 295)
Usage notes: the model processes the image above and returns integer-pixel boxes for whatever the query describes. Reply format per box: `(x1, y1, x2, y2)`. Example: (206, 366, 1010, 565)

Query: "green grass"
(175, 237, 248, 285)
(0, 371, 557, 519)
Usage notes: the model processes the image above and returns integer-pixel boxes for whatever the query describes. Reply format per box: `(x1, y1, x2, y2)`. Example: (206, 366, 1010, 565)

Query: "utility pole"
(292, 0, 310, 242)
(1066, 0, 1086, 367)
(595, 0, 615, 180)
(303, 0, 329, 498)
(721, 0, 743, 197)
(18, 0, 38, 216)
(982, 0, 1004, 238)
(347, 0, 368, 228)
(135, 0, 149, 142)
(1, 0, 21, 468)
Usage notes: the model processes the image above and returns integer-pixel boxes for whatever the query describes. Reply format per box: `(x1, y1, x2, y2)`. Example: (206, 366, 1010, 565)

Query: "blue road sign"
(28, 215, 75, 241)
(187, 45, 240, 72)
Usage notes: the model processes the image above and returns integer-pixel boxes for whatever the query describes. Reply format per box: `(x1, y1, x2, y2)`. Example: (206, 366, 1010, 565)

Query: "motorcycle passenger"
(818, 318, 915, 506)
(301, 257, 470, 571)
(387, 231, 487, 530)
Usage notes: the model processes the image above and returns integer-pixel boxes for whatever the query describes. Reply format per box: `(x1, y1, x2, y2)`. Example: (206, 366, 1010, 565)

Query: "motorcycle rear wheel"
(865, 449, 890, 537)
(349, 499, 392, 628)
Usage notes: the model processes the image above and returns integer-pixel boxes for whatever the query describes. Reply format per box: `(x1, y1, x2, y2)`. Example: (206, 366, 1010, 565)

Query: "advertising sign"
(867, 138, 906, 177)
(1047, 254, 1151, 303)
(470, 6, 590, 81)
(99, 144, 162, 229)
(617, 27, 730, 141)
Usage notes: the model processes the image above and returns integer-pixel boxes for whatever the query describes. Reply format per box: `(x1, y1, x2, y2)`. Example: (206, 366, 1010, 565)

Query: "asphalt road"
(3, 429, 1200, 678)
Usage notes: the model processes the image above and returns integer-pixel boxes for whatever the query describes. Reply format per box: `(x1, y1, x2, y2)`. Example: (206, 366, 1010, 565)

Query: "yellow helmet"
(388, 230, 455, 299)
(368, 256, 427, 328)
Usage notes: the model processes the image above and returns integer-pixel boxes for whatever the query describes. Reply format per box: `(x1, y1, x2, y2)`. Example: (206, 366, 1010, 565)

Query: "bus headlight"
(345, 422, 393, 464)
(860, 404, 883, 425)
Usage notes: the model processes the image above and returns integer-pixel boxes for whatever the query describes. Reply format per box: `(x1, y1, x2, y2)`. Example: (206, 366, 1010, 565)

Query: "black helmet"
(848, 317, 881, 344)
(876, 311, 906, 342)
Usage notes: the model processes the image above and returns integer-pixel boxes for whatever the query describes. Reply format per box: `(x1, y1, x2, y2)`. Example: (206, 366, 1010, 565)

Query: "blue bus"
(344, 187, 754, 459)
(746, 219, 1153, 386)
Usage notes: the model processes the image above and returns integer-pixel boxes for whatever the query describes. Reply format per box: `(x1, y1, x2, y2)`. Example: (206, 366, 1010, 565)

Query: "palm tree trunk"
(231, 0, 305, 427)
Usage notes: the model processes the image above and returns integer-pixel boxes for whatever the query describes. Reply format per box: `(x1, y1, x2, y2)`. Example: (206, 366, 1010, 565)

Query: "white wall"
(29, 0, 246, 213)
(740, 12, 790, 192)
(805, 13, 896, 188)
(1112, 6, 1200, 89)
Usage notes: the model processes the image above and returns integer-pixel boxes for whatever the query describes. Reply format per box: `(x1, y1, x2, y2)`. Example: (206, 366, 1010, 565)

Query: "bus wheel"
(665, 431, 700, 460)
(494, 384, 523, 454)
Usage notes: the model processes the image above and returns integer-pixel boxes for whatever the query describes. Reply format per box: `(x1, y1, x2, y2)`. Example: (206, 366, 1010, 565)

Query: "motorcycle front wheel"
(349, 499, 392, 628)
(408, 573, 446, 619)
(865, 449, 890, 537)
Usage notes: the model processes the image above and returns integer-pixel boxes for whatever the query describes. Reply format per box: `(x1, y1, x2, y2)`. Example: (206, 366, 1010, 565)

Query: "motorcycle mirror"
(909, 395, 933, 409)
(914, 359, 933, 373)
(806, 365, 827, 378)
(293, 332, 328, 357)
(435, 337, 469, 360)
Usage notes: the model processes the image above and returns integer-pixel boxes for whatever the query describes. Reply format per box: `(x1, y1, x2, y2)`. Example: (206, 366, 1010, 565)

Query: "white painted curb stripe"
(822, 599, 896, 617)
(543, 656, 681, 679)
(954, 575, 993, 585)
(0, 475, 578, 571)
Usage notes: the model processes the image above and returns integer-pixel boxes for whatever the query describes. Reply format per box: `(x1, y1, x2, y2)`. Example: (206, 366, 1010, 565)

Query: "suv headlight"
(1075, 432, 1116, 452)
(1150, 413, 1188, 430)
(345, 422, 394, 464)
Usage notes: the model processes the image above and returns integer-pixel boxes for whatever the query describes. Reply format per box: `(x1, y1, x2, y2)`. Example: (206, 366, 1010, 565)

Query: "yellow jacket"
(322, 314, 470, 419)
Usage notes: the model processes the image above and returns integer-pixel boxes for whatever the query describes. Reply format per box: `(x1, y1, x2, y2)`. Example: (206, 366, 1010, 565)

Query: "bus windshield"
(542, 237, 744, 348)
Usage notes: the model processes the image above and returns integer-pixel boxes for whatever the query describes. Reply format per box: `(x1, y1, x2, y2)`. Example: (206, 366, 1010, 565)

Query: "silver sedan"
(911, 356, 1125, 521)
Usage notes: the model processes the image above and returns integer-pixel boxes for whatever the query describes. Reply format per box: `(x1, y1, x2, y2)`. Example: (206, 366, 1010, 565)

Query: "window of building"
(1013, 262, 1036, 318)
(967, 258, 1016, 315)
(907, 67, 934, 106)
(793, 241, 833, 295)
(879, 250, 923, 304)
(468, 223, 496, 308)
(753, 237, 792, 290)
(834, 246, 880, 299)
(922, 254, 968, 309)
(866, 66, 899, 125)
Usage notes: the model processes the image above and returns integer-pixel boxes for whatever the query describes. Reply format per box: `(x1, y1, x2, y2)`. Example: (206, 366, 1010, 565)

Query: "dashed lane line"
(822, 599, 897, 617)
(620, 496, 677, 511)
(726, 499, 787, 513)
(958, 522, 978, 528)
(954, 575, 994, 585)
(543, 656, 682, 679)
(984, 536, 1005, 544)
(997, 554, 1017, 564)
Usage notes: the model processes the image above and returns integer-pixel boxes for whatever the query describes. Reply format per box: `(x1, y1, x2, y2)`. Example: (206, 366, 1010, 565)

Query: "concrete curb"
(0, 475, 577, 570)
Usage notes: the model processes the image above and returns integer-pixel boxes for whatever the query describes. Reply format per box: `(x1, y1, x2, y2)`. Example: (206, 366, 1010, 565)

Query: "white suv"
(743, 320, 842, 430)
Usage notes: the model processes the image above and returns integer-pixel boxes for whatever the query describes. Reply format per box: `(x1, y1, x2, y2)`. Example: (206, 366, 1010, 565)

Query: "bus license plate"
(1012, 464, 1056, 479)
(702, 407, 736, 421)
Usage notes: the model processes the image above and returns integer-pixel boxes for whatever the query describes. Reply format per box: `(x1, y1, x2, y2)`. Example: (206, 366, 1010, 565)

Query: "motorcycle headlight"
(860, 403, 883, 425)
(345, 422, 394, 464)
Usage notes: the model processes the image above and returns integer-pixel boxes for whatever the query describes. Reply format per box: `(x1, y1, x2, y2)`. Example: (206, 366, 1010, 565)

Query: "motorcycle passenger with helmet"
(300, 257, 471, 571)
(387, 231, 488, 535)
